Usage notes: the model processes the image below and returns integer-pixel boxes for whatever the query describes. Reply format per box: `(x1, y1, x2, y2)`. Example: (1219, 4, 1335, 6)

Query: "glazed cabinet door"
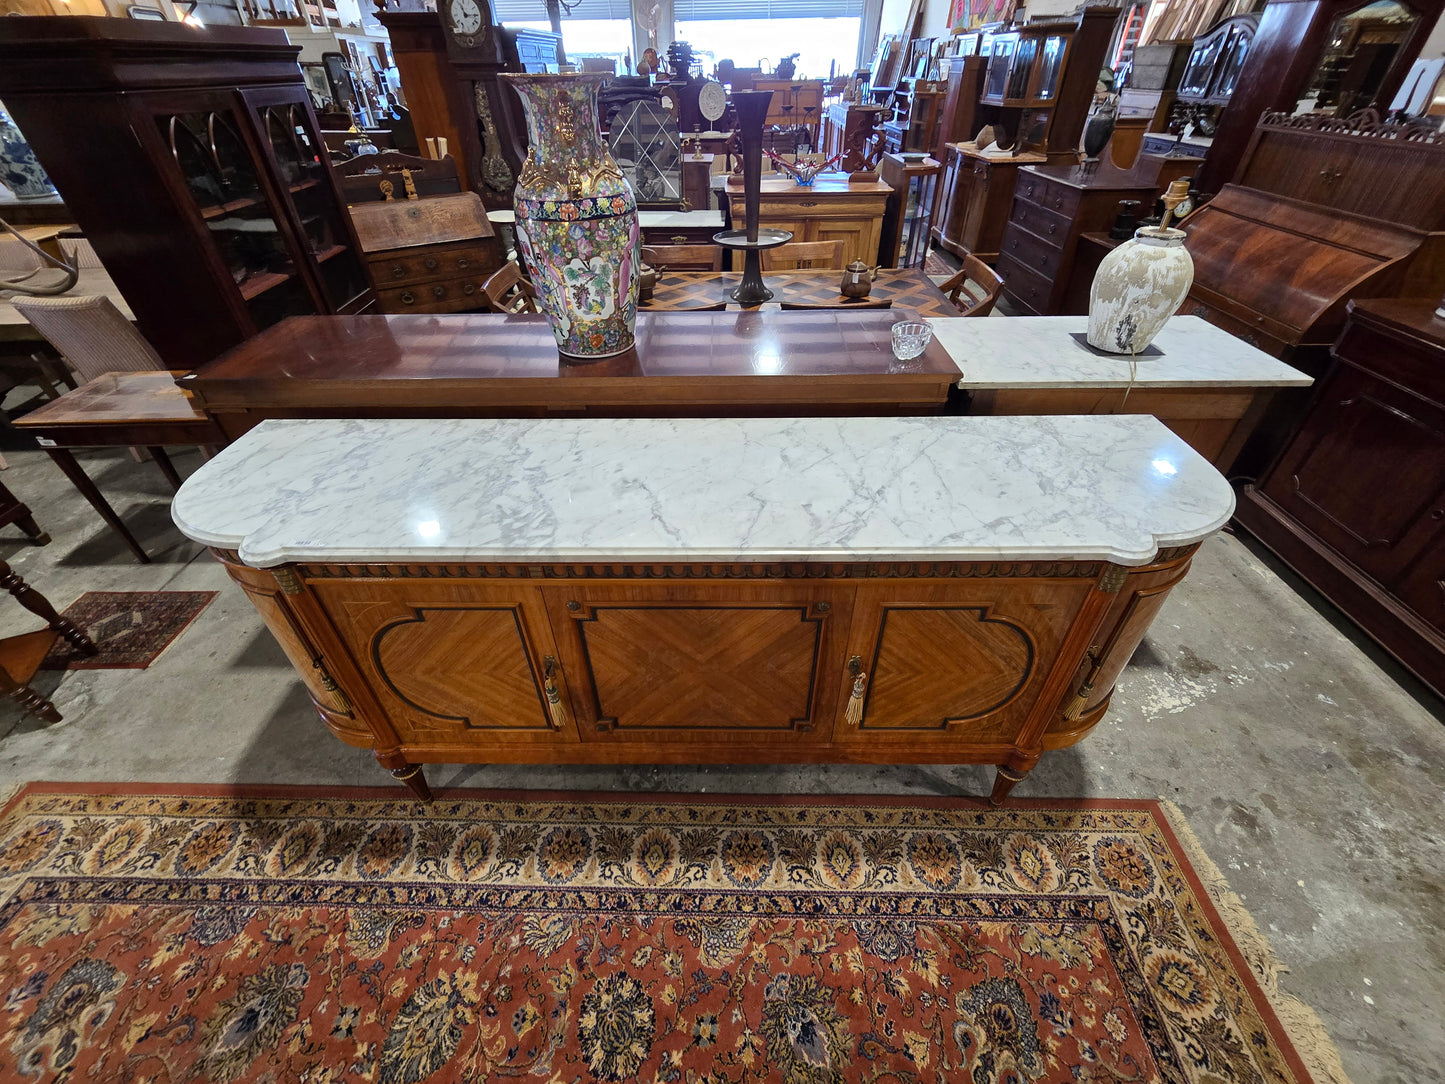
(835, 577, 1095, 751)
(541, 583, 852, 746)
(307, 578, 575, 747)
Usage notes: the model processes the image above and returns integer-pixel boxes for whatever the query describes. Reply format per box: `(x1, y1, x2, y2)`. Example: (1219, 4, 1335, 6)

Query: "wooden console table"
(172, 414, 1235, 802)
(178, 310, 961, 439)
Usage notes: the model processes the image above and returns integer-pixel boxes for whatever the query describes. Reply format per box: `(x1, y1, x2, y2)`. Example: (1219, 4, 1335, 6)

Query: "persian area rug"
(40, 590, 217, 670)
(0, 785, 1350, 1084)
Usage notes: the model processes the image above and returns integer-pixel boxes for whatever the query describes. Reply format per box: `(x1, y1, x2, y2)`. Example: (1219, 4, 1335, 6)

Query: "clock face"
(450, 0, 484, 38)
(697, 79, 726, 123)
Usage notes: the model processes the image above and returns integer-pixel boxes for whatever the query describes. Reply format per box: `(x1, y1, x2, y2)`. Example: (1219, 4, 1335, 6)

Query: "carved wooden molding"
(1259, 109, 1444, 147)
(294, 561, 1108, 581)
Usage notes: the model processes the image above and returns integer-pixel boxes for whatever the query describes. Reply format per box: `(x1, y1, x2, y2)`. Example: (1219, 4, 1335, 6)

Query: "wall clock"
(445, 0, 489, 50)
(697, 79, 726, 124)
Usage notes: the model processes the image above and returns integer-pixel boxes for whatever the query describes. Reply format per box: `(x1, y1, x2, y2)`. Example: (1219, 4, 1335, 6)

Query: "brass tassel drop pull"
(543, 656, 568, 730)
(844, 656, 867, 726)
(1061, 647, 1102, 722)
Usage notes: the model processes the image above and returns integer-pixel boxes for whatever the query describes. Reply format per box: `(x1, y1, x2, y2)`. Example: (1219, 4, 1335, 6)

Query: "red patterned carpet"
(41, 591, 217, 670)
(0, 785, 1348, 1083)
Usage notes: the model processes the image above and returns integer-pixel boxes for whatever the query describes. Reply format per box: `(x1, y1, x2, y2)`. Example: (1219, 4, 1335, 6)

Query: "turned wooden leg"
(0, 559, 98, 656)
(990, 766, 1030, 806)
(9, 685, 61, 724)
(375, 749, 433, 801)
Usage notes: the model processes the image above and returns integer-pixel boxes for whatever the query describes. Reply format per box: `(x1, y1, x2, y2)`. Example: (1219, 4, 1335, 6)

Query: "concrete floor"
(0, 443, 1439, 1084)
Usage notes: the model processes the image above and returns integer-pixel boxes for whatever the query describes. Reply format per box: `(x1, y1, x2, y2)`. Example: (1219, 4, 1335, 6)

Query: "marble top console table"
(932, 315, 1313, 471)
(174, 414, 1235, 803)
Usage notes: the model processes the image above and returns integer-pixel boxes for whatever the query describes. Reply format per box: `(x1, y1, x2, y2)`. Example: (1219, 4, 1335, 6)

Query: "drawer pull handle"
(463, 282, 475, 295)
(400, 291, 415, 305)
(424, 256, 438, 270)
(457, 258, 469, 270)
(391, 265, 406, 278)
(844, 655, 867, 726)
(432, 284, 446, 298)
(671, 234, 687, 244)
(799, 200, 819, 207)
(543, 656, 569, 731)
(1048, 223, 1057, 235)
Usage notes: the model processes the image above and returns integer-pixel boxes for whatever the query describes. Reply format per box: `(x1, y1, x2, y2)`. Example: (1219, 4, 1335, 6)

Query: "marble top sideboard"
(172, 414, 1235, 569)
(930, 315, 1313, 389)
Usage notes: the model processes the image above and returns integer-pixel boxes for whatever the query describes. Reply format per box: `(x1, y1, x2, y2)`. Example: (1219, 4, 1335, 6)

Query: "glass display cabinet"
(0, 17, 375, 370)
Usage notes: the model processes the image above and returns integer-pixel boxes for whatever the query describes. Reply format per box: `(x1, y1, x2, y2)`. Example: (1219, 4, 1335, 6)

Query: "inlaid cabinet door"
(309, 579, 574, 745)
(836, 578, 1095, 750)
(541, 583, 853, 745)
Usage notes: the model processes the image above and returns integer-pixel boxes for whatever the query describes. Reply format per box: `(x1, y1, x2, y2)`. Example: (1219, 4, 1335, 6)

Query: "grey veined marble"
(172, 415, 1236, 568)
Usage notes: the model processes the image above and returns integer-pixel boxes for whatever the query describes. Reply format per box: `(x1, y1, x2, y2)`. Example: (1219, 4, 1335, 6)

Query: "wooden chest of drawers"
(349, 193, 504, 315)
(996, 164, 1158, 315)
(369, 240, 500, 314)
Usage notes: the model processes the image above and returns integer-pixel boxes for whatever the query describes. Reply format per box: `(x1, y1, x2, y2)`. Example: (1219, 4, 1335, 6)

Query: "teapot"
(840, 260, 877, 298)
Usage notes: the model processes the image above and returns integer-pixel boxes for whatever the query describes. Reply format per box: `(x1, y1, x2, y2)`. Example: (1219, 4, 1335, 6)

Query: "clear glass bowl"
(891, 321, 932, 361)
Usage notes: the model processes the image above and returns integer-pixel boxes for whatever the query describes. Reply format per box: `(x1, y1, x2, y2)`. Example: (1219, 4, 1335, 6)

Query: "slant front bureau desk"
(172, 415, 1235, 804)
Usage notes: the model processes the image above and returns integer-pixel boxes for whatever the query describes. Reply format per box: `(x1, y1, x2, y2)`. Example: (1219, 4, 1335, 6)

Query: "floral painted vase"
(1087, 226, 1194, 355)
(0, 101, 58, 201)
(501, 73, 640, 360)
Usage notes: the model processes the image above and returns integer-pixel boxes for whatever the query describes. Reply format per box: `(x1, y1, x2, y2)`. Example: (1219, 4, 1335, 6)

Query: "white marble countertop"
(488, 209, 724, 227)
(173, 415, 1234, 569)
(930, 316, 1313, 390)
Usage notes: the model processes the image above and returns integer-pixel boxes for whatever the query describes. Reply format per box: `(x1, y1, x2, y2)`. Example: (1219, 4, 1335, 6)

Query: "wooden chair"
(939, 256, 1004, 316)
(481, 263, 540, 313)
(335, 151, 463, 204)
(8, 295, 165, 382)
(761, 239, 846, 271)
(0, 558, 96, 723)
(640, 244, 723, 272)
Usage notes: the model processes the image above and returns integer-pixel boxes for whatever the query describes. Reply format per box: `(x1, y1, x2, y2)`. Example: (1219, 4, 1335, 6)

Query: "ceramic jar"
(1087, 226, 1194, 355)
(502, 73, 640, 360)
(0, 101, 58, 201)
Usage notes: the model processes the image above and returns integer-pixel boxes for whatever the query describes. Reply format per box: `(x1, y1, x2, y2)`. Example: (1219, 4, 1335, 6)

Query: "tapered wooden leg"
(10, 685, 61, 724)
(147, 447, 183, 492)
(375, 749, 433, 801)
(14, 515, 50, 545)
(990, 766, 1030, 806)
(44, 449, 149, 563)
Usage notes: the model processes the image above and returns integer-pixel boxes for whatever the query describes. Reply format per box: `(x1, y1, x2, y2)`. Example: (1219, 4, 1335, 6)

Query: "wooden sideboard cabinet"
(1235, 299, 1445, 693)
(996, 163, 1160, 315)
(211, 547, 1200, 803)
(725, 176, 892, 266)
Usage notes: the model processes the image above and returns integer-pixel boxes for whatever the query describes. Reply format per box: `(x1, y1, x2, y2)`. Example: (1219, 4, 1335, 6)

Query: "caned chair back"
(640, 244, 723, 272)
(60, 238, 105, 269)
(480, 263, 540, 314)
(8, 295, 164, 382)
(0, 237, 45, 274)
(761, 239, 846, 271)
(940, 255, 1003, 316)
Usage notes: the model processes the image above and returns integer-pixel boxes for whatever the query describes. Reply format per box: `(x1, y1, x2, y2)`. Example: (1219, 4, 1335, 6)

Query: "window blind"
(491, 0, 632, 22)
(675, 0, 865, 19)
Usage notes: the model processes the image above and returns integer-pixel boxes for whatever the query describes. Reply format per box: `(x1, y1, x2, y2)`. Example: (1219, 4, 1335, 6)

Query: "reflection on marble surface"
(930, 315, 1313, 389)
(173, 416, 1235, 569)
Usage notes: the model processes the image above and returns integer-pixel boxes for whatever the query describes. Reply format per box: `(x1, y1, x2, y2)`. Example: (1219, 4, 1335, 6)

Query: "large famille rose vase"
(501, 73, 640, 359)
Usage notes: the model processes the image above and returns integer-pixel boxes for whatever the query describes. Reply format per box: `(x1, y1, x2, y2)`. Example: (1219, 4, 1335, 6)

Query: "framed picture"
(127, 4, 168, 18)
(302, 64, 331, 100)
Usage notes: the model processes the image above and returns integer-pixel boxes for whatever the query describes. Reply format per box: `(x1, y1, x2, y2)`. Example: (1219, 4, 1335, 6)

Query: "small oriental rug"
(0, 785, 1350, 1084)
(41, 590, 217, 670)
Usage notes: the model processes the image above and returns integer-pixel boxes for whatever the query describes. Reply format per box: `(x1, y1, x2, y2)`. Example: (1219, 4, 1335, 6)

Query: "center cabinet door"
(835, 578, 1096, 750)
(541, 583, 852, 746)
(309, 579, 574, 747)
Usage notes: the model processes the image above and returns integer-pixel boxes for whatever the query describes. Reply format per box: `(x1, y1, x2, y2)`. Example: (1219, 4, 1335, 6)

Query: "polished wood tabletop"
(15, 371, 208, 431)
(640, 268, 960, 318)
(181, 309, 961, 436)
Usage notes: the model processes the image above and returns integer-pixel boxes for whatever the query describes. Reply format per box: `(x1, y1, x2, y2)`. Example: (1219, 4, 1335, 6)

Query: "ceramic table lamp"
(1087, 226, 1194, 355)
